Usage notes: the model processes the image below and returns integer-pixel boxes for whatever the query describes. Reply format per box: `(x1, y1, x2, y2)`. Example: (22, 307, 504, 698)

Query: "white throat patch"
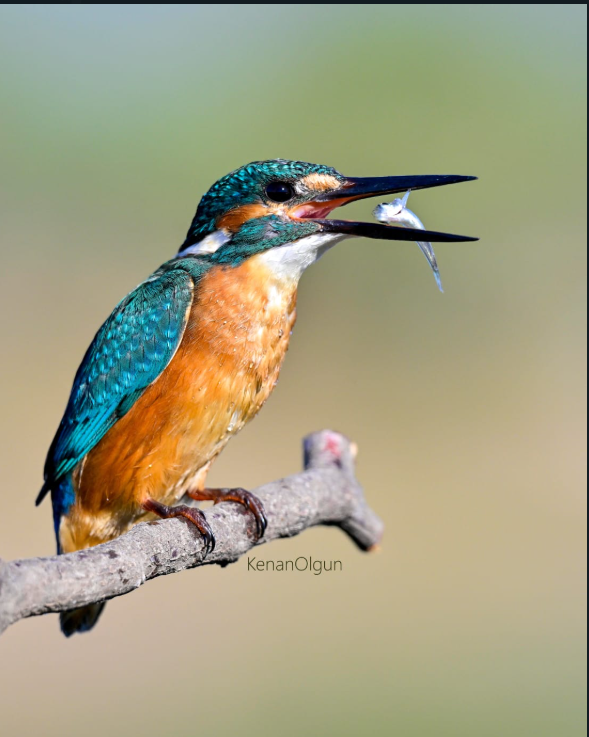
(257, 232, 345, 284)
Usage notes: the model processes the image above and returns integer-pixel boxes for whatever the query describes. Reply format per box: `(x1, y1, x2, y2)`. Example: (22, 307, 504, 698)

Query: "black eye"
(265, 181, 294, 203)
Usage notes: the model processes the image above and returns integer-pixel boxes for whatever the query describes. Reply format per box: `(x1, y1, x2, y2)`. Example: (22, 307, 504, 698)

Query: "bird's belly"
(60, 257, 297, 552)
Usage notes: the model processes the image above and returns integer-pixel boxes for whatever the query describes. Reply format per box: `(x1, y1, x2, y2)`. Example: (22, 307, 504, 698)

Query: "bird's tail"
(60, 602, 106, 637)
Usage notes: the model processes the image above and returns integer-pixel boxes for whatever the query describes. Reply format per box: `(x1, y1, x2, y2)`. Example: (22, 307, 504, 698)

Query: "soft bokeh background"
(0, 5, 585, 736)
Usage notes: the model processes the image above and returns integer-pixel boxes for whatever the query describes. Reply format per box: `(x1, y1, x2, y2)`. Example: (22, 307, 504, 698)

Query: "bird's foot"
(187, 487, 267, 540)
(142, 498, 215, 556)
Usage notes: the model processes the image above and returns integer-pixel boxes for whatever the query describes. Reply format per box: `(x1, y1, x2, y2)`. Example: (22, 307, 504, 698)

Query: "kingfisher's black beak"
(319, 219, 477, 243)
(310, 174, 478, 243)
(318, 174, 476, 201)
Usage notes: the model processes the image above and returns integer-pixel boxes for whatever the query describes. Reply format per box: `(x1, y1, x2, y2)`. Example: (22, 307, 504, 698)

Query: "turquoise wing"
(38, 266, 195, 504)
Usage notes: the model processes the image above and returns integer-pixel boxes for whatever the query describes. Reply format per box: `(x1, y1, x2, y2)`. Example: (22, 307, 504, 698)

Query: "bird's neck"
(252, 232, 343, 285)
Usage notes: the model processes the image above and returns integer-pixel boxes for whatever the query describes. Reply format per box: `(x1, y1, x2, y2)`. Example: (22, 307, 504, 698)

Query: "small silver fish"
(373, 192, 443, 292)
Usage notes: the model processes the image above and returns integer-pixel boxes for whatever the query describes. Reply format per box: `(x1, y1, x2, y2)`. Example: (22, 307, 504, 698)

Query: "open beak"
(296, 173, 478, 243)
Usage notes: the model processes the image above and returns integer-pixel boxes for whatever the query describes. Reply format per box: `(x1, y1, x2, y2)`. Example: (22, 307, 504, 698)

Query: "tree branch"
(0, 430, 383, 635)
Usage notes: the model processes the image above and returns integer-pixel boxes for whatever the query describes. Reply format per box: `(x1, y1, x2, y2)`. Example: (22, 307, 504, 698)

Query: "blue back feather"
(39, 258, 211, 511)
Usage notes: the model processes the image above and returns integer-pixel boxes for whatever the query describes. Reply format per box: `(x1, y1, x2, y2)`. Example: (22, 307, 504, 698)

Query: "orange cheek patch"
(216, 202, 277, 232)
(300, 173, 341, 192)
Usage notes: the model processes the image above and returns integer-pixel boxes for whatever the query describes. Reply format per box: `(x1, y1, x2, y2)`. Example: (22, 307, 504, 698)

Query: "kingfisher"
(36, 159, 476, 635)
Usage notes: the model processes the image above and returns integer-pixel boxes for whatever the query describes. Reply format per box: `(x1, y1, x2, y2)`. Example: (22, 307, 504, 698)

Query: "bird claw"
(235, 488, 268, 539)
(188, 486, 267, 541)
(189, 510, 216, 556)
(142, 498, 216, 557)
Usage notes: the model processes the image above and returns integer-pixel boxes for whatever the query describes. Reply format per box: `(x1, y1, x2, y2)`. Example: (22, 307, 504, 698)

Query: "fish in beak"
(291, 172, 477, 291)
(294, 173, 478, 244)
(374, 191, 444, 292)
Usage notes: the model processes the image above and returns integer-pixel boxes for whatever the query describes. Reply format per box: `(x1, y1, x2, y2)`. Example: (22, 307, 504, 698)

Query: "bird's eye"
(265, 181, 294, 203)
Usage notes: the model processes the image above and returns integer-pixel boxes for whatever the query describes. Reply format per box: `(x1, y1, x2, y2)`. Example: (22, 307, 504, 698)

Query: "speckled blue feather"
(212, 214, 321, 265)
(39, 257, 212, 515)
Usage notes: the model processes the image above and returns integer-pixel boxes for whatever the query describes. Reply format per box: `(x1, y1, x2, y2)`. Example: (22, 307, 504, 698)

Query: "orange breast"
(59, 256, 297, 552)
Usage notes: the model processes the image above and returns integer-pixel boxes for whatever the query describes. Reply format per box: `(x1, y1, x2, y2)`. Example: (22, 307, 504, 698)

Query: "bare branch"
(0, 431, 383, 635)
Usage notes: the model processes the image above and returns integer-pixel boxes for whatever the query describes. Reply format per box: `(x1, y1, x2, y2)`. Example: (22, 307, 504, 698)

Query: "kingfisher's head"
(179, 159, 476, 278)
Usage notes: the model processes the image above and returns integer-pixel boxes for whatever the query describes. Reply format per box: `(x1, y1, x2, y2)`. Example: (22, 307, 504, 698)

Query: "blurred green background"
(0, 5, 586, 736)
